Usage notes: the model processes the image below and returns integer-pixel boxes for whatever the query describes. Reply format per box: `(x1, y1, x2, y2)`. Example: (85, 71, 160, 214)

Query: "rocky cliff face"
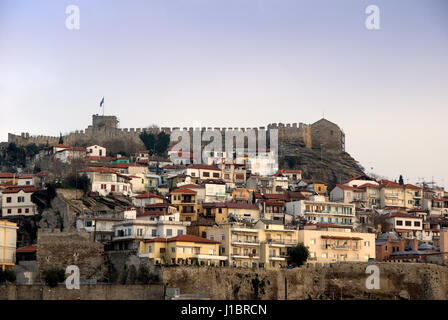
(279, 144, 365, 189)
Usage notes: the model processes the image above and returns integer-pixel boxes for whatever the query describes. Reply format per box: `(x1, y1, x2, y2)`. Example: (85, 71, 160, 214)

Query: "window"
(6, 197, 11, 203)
(210, 235, 214, 241)
(414, 221, 420, 227)
(152, 229, 157, 237)
(177, 229, 183, 235)
(221, 234, 225, 241)
(213, 173, 220, 178)
(25, 208, 29, 214)
(137, 229, 143, 237)
(203, 172, 210, 177)
(405, 221, 412, 227)
(364, 241, 370, 247)
(166, 229, 173, 236)
(148, 245, 152, 253)
(310, 239, 315, 245)
(7, 209, 11, 214)
(396, 220, 403, 226)
(171, 247, 175, 253)
(321, 253, 327, 258)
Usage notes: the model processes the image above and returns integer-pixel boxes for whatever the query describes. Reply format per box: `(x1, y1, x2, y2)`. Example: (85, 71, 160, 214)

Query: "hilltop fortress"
(8, 114, 346, 153)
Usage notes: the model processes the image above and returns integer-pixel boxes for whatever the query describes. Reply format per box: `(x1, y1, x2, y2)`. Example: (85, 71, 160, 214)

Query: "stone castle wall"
(8, 115, 344, 152)
(161, 262, 448, 300)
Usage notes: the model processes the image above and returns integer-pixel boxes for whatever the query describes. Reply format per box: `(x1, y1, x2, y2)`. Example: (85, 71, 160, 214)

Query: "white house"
(79, 167, 133, 196)
(1, 186, 38, 216)
(87, 145, 107, 157)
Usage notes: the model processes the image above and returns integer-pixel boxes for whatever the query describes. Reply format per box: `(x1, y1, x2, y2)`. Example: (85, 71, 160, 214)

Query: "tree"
(42, 268, 65, 287)
(0, 269, 16, 283)
(399, 175, 404, 185)
(287, 243, 309, 267)
(58, 133, 63, 145)
(155, 132, 170, 155)
(140, 132, 156, 152)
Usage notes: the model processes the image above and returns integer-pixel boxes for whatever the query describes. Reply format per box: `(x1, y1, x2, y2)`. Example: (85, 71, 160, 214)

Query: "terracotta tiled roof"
(202, 202, 259, 210)
(186, 164, 220, 171)
(79, 167, 118, 174)
(134, 192, 164, 200)
(0, 173, 15, 178)
(170, 187, 197, 195)
(386, 212, 422, 219)
(16, 245, 37, 253)
(2, 186, 38, 194)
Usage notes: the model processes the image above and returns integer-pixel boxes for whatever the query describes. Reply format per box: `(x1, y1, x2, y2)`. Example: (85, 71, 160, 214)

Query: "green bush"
(42, 268, 65, 287)
(287, 243, 310, 267)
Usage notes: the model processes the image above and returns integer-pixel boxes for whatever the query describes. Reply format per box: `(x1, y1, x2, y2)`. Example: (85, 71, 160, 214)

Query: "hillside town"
(1, 116, 448, 288)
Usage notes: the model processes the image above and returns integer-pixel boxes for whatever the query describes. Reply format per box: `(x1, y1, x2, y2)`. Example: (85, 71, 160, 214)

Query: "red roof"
(16, 245, 37, 253)
(145, 234, 219, 244)
(0, 173, 15, 178)
(79, 167, 118, 174)
(386, 212, 422, 219)
(2, 186, 38, 194)
(170, 187, 197, 195)
(202, 202, 259, 210)
(134, 192, 164, 200)
(187, 164, 220, 171)
(282, 169, 302, 174)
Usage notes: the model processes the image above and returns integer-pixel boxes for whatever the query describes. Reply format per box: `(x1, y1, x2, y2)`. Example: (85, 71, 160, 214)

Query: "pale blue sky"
(0, 0, 447, 186)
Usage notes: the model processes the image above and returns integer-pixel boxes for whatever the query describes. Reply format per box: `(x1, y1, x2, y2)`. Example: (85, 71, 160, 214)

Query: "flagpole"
(103, 97, 105, 116)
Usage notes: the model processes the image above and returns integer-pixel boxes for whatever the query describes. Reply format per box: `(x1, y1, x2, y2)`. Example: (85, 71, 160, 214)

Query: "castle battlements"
(8, 115, 345, 153)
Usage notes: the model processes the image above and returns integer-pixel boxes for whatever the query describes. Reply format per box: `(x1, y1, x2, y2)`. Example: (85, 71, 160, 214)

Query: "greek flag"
(100, 97, 104, 107)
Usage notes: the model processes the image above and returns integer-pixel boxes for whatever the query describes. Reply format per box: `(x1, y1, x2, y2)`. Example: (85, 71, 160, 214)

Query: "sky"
(0, 0, 447, 187)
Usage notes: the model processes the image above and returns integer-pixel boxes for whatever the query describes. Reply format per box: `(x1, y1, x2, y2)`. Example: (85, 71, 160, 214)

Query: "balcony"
(231, 240, 260, 246)
(269, 255, 286, 261)
(231, 254, 260, 259)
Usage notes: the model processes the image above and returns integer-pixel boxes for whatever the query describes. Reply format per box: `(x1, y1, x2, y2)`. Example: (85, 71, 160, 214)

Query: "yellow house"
(298, 224, 375, 263)
(202, 202, 260, 223)
(0, 220, 18, 270)
(170, 187, 201, 222)
(379, 180, 423, 210)
(307, 181, 328, 196)
(138, 234, 226, 266)
(231, 188, 252, 203)
(206, 220, 299, 269)
(0, 173, 17, 188)
(255, 220, 299, 269)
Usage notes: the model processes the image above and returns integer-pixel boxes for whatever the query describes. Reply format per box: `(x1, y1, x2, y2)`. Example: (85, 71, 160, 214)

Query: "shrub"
(0, 269, 16, 283)
(42, 268, 65, 287)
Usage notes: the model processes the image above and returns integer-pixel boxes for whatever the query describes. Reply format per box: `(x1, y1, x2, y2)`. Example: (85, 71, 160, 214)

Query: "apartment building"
(138, 234, 226, 266)
(1, 186, 38, 217)
(170, 186, 202, 221)
(206, 223, 261, 268)
(206, 221, 299, 268)
(111, 211, 190, 251)
(0, 220, 18, 270)
(255, 220, 298, 269)
(299, 224, 375, 263)
(379, 180, 422, 210)
(286, 195, 355, 227)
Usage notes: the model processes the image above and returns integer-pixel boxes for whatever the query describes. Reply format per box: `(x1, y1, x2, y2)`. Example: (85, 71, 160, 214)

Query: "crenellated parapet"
(7, 115, 344, 152)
